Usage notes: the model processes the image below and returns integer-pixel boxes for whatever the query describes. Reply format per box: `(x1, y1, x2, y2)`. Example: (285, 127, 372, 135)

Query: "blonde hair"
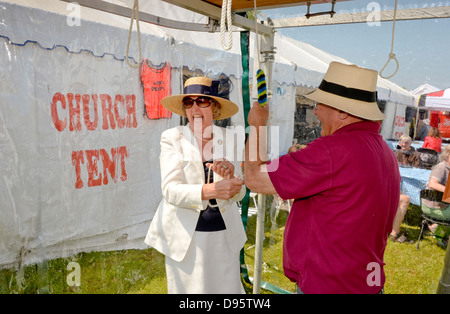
(398, 135, 412, 143)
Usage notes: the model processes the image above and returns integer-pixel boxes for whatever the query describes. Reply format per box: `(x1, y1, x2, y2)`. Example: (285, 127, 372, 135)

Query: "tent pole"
(253, 25, 275, 294)
(414, 97, 420, 140)
(437, 228, 450, 293)
(253, 193, 266, 294)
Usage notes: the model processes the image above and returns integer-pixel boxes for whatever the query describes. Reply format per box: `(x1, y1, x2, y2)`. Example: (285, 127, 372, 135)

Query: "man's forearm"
(244, 124, 276, 194)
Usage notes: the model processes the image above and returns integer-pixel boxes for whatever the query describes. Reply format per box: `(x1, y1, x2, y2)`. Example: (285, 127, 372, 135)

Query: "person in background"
(416, 118, 430, 141)
(244, 62, 400, 294)
(395, 135, 421, 168)
(423, 126, 442, 153)
(423, 145, 450, 243)
(391, 135, 422, 243)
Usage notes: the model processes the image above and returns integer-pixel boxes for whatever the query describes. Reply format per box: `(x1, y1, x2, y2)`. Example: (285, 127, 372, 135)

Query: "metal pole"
(436, 241, 450, 293)
(253, 194, 266, 294)
(252, 24, 275, 294)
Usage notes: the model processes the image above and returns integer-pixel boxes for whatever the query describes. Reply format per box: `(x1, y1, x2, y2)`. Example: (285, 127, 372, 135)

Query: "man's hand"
(248, 101, 269, 127)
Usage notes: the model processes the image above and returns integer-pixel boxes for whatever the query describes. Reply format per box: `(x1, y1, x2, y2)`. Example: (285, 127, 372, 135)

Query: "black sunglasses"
(182, 96, 215, 109)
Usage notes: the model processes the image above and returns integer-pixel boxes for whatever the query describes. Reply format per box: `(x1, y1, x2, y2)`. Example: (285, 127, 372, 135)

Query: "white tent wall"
(379, 101, 397, 139)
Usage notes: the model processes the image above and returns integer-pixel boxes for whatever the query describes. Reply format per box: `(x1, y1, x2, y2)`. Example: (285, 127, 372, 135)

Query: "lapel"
(175, 125, 232, 184)
(174, 126, 204, 185)
(176, 125, 202, 162)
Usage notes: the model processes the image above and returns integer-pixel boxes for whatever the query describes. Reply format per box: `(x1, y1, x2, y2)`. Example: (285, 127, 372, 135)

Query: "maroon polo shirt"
(267, 121, 400, 294)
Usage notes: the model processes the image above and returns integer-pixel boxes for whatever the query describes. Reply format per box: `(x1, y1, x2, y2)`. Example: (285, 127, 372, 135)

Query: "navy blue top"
(195, 160, 227, 232)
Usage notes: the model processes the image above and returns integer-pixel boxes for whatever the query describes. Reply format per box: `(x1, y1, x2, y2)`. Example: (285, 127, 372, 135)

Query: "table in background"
(399, 166, 431, 206)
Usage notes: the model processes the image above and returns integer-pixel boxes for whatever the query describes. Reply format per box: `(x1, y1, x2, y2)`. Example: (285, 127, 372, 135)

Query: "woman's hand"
(202, 177, 244, 200)
(206, 159, 235, 179)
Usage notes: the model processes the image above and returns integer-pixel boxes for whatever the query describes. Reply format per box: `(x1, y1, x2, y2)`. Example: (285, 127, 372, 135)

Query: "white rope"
(220, 0, 233, 51)
(380, 0, 399, 79)
(126, 0, 142, 68)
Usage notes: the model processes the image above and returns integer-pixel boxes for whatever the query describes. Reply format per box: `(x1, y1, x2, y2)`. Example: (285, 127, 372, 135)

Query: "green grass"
(0, 249, 167, 294)
(0, 203, 447, 294)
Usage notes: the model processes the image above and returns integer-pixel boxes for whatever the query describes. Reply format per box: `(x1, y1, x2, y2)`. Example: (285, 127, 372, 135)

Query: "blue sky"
(262, 0, 450, 92)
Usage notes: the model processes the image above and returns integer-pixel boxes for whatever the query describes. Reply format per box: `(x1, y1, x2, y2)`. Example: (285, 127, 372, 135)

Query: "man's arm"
(244, 102, 277, 195)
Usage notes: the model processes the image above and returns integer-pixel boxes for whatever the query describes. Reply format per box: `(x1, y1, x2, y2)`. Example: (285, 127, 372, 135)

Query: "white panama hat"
(306, 62, 386, 121)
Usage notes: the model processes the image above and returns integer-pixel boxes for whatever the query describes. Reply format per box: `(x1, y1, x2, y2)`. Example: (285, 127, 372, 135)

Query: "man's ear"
(338, 110, 349, 120)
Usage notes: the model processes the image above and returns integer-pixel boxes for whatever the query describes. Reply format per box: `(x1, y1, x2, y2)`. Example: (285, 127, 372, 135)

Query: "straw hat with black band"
(306, 61, 386, 121)
(161, 77, 239, 120)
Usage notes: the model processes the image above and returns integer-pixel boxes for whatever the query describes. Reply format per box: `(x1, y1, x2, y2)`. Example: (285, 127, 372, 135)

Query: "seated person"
(390, 194, 412, 243)
(390, 135, 421, 243)
(423, 145, 450, 241)
(422, 126, 442, 153)
(395, 135, 421, 168)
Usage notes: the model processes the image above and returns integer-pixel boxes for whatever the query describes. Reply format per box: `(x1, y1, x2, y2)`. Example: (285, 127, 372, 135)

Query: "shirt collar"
(333, 120, 381, 135)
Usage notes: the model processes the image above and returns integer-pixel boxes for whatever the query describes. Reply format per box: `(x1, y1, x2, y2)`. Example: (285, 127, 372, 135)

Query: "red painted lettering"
(72, 150, 85, 189)
(67, 93, 82, 132)
(100, 94, 116, 130)
(117, 146, 128, 181)
(114, 95, 126, 129)
(51, 93, 138, 132)
(51, 93, 67, 132)
(72, 146, 129, 189)
(85, 149, 102, 187)
(83, 94, 99, 131)
(126, 95, 137, 128)
(100, 148, 118, 185)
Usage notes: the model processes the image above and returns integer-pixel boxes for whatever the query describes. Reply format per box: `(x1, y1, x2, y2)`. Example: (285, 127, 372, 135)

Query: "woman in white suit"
(145, 77, 247, 294)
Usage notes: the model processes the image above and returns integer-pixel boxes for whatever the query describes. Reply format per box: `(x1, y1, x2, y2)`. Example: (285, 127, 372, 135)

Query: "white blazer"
(145, 125, 247, 262)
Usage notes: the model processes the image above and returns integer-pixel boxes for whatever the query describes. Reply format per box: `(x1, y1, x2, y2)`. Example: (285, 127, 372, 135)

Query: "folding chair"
(417, 148, 439, 170)
(417, 189, 450, 249)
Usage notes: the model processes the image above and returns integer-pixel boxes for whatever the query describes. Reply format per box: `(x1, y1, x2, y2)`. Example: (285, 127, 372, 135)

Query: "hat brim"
(306, 89, 386, 121)
(161, 94, 239, 120)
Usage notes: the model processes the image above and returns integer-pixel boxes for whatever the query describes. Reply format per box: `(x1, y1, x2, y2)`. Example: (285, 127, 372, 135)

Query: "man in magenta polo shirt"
(244, 62, 400, 294)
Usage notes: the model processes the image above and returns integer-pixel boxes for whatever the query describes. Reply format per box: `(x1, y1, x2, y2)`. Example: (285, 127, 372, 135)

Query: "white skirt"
(165, 230, 244, 294)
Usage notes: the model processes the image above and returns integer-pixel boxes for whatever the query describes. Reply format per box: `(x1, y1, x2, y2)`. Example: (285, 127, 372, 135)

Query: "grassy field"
(0, 204, 447, 294)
